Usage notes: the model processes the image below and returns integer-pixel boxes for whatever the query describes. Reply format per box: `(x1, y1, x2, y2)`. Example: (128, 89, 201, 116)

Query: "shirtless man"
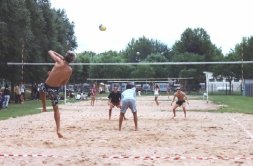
(171, 87, 189, 118)
(40, 50, 75, 138)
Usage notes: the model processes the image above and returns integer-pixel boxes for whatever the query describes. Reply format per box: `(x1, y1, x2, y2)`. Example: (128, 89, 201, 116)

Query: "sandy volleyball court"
(0, 96, 253, 165)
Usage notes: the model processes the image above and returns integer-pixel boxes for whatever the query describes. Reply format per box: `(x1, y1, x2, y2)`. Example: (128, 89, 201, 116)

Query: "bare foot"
(41, 109, 47, 112)
(57, 132, 63, 138)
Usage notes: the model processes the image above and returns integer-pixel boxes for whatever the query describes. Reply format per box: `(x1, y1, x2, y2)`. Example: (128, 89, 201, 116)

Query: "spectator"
(32, 83, 39, 100)
(2, 85, 11, 109)
(0, 90, 4, 109)
(90, 84, 97, 106)
(14, 84, 21, 103)
(20, 82, 25, 103)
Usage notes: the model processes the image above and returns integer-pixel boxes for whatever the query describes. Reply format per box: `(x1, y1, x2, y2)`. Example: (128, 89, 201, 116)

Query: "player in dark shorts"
(40, 83, 60, 106)
(176, 100, 185, 106)
(171, 87, 189, 119)
(108, 86, 126, 120)
(40, 50, 75, 138)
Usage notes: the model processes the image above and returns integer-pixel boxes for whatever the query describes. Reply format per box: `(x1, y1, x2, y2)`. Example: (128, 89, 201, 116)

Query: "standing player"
(90, 83, 97, 106)
(171, 87, 189, 119)
(40, 50, 75, 138)
(119, 83, 138, 131)
(108, 86, 127, 120)
(154, 84, 160, 106)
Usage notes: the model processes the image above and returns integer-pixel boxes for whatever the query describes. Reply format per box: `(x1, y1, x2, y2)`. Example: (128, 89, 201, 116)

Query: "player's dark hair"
(126, 84, 132, 89)
(65, 51, 76, 63)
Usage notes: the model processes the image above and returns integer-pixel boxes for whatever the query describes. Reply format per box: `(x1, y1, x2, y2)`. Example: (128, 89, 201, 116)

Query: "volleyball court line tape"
(229, 117, 253, 139)
(0, 153, 62, 158)
(102, 155, 253, 160)
(1, 153, 253, 160)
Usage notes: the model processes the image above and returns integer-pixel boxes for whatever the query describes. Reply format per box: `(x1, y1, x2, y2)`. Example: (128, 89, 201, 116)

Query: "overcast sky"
(51, 0, 253, 55)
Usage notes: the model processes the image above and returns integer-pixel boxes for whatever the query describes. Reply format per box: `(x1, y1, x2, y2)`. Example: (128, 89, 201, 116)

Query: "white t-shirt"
(121, 88, 136, 100)
(20, 84, 25, 93)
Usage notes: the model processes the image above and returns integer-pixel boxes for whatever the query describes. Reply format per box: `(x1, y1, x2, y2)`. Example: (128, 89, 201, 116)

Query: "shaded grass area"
(0, 100, 45, 120)
(209, 95, 253, 114)
(0, 97, 83, 120)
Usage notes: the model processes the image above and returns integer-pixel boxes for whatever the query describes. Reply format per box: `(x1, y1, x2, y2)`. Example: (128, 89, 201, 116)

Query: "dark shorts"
(176, 100, 185, 106)
(111, 101, 120, 107)
(40, 83, 60, 106)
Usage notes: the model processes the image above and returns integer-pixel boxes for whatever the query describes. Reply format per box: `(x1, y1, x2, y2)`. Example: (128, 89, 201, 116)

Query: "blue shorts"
(40, 83, 60, 106)
(121, 99, 137, 113)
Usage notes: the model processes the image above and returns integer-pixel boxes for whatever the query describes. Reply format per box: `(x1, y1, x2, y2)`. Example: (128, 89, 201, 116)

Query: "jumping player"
(40, 50, 75, 138)
(171, 87, 189, 119)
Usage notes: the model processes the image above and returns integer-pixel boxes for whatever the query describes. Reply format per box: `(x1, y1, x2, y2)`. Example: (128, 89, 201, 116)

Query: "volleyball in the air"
(99, 24, 106, 31)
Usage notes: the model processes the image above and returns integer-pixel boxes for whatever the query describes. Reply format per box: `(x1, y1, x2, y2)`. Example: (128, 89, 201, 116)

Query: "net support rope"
(7, 61, 253, 66)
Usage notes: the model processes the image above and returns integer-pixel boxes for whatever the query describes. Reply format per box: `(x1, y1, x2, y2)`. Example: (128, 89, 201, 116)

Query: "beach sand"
(0, 96, 252, 165)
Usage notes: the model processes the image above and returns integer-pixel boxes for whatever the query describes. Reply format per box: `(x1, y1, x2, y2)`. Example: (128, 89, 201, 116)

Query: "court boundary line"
(229, 116, 253, 139)
(1, 153, 253, 160)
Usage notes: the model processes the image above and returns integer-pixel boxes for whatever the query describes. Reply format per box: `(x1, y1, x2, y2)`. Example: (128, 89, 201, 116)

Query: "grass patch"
(0, 97, 85, 121)
(0, 100, 44, 120)
(209, 95, 253, 114)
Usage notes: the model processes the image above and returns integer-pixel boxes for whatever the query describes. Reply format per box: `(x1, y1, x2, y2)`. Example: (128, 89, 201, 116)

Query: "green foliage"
(0, 0, 77, 84)
(171, 28, 224, 86)
(71, 51, 93, 82)
(232, 37, 253, 79)
(91, 51, 133, 79)
(1, 0, 253, 90)
(145, 53, 169, 78)
(131, 65, 155, 78)
(123, 36, 171, 62)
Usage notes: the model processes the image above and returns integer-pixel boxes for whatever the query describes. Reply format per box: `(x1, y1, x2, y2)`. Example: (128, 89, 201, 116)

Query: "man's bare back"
(45, 50, 72, 87)
(46, 62, 72, 87)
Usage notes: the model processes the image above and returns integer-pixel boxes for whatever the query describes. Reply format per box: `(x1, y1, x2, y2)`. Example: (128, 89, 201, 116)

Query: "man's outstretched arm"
(48, 50, 64, 63)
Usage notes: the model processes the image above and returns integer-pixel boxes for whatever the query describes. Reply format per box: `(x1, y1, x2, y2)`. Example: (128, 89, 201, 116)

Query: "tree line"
(1, 0, 253, 91)
(0, 0, 77, 85)
(75, 31, 253, 91)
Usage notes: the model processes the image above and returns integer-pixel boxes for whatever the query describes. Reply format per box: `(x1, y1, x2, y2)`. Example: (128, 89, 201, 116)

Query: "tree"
(171, 27, 223, 88)
(239, 37, 253, 79)
(144, 53, 169, 78)
(0, 0, 32, 83)
(123, 36, 171, 63)
(89, 51, 132, 79)
(71, 51, 93, 83)
(0, 0, 77, 85)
